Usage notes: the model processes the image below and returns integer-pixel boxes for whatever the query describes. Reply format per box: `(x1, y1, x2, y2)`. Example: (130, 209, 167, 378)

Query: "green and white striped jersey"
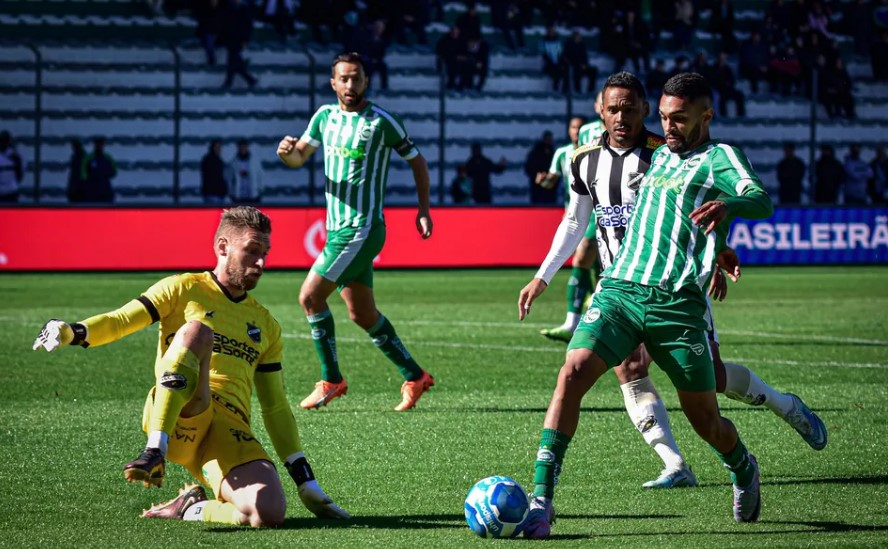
(578, 119, 604, 146)
(548, 142, 576, 207)
(606, 140, 773, 294)
(301, 101, 419, 230)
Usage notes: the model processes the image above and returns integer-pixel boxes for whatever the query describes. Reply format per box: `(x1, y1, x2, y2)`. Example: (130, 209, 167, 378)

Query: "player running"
(277, 52, 434, 412)
(32, 207, 349, 526)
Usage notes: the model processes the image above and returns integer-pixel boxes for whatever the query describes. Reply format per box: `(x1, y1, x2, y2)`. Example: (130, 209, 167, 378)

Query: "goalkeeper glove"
(32, 319, 87, 352)
(284, 456, 350, 520)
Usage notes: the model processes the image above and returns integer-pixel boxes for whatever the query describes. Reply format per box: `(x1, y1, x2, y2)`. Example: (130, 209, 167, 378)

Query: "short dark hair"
(331, 52, 366, 77)
(663, 72, 713, 103)
(602, 71, 646, 100)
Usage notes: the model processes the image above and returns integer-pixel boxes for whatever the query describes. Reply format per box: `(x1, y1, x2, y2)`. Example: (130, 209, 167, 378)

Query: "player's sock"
(567, 267, 592, 316)
(147, 345, 200, 438)
(198, 500, 243, 524)
(723, 362, 794, 416)
(367, 313, 423, 381)
(533, 428, 572, 499)
(307, 310, 341, 383)
(713, 438, 755, 487)
(620, 377, 686, 471)
(146, 430, 169, 456)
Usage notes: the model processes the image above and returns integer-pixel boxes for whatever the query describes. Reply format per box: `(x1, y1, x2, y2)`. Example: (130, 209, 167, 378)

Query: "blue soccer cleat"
(642, 466, 698, 489)
(784, 393, 828, 451)
(522, 497, 556, 539)
(732, 454, 761, 523)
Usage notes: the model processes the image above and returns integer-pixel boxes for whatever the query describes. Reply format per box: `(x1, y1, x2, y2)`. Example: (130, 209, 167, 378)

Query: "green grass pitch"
(1, 267, 887, 547)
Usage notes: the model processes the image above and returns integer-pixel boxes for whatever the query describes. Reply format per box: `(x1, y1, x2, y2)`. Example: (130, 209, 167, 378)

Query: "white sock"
(620, 377, 685, 471)
(723, 362, 794, 417)
(182, 501, 208, 521)
(146, 430, 169, 456)
(562, 312, 580, 331)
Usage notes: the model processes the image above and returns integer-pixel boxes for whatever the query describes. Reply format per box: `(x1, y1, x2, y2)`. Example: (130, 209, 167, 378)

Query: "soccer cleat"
(299, 379, 348, 410)
(642, 466, 699, 489)
(124, 447, 166, 488)
(142, 483, 207, 520)
(783, 393, 828, 451)
(732, 454, 761, 523)
(539, 326, 573, 343)
(394, 370, 435, 411)
(522, 497, 556, 539)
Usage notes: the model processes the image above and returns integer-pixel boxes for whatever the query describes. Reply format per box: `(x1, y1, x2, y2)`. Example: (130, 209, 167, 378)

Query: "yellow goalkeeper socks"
(147, 345, 200, 435)
(199, 500, 244, 525)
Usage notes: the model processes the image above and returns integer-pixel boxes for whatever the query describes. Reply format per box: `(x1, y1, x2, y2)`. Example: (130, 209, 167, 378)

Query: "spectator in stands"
(646, 58, 669, 101)
(672, 0, 696, 51)
(436, 26, 469, 91)
(81, 137, 116, 203)
(561, 30, 597, 94)
(465, 142, 506, 204)
(221, 0, 258, 89)
(464, 36, 490, 92)
(813, 144, 843, 204)
(66, 139, 86, 203)
(738, 30, 770, 94)
(201, 139, 228, 205)
(769, 45, 802, 96)
(691, 50, 714, 84)
(388, 0, 429, 45)
(806, 1, 832, 40)
(711, 51, 745, 118)
(609, 10, 650, 75)
(870, 145, 888, 204)
(709, 0, 737, 53)
(262, 0, 296, 44)
(0, 130, 23, 203)
(450, 164, 473, 204)
(843, 144, 874, 205)
(819, 56, 855, 119)
(194, 0, 223, 66)
(668, 54, 690, 80)
(298, 0, 335, 44)
(870, 30, 888, 81)
(525, 130, 556, 204)
(540, 25, 566, 92)
(490, 0, 526, 50)
(777, 142, 806, 204)
(365, 20, 390, 91)
(849, 0, 875, 56)
(227, 139, 263, 204)
(455, 1, 482, 42)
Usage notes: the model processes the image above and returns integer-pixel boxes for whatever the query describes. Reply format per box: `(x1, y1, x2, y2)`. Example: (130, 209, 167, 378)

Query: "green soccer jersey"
(301, 101, 420, 230)
(548, 142, 576, 207)
(578, 119, 605, 146)
(606, 140, 773, 294)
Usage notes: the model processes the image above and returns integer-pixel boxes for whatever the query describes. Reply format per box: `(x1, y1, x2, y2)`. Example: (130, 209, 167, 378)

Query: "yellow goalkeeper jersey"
(139, 271, 283, 422)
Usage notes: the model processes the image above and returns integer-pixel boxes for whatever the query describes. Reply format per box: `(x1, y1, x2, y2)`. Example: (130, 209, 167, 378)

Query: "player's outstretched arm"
(276, 136, 315, 168)
(32, 319, 78, 352)
(408, 154, 433, 239)
(33, 298, 154, 352)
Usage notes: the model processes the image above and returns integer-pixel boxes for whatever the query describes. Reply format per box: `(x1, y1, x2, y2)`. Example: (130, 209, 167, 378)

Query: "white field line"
(282, 333, 888, 369)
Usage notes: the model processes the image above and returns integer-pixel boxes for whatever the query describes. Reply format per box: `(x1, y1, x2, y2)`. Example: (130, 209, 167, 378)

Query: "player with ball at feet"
(32, 206, 349, 526)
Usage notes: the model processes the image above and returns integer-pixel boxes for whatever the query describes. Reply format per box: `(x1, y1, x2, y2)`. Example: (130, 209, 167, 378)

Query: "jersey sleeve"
(254, 368, 302, 461)
(378, 109, 419, 160)
(570, 148, 592, 196)
(711, 144, 774, 219)
(300, 106, 328, 148)
(78, 298, 154, 348)
(547, 147, 563, 175)
(140, 274, 183, 321)
(256, 317, 284, 370)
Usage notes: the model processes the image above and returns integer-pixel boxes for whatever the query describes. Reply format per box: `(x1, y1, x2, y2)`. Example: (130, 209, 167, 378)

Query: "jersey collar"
(209, 271, 248, 303)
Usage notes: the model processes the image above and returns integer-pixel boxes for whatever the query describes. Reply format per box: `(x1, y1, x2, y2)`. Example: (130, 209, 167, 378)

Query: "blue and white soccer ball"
(464, 475, 529, 538)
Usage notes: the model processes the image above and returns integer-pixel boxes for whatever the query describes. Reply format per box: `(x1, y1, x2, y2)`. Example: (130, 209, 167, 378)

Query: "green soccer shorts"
(311, 223, 385, 289)
(568, 278, 715, 392)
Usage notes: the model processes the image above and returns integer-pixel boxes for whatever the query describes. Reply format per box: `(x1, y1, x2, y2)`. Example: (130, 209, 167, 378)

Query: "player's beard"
(226, 263, 260, 292)
(666, 124, 702, 154)
(340, 89, 365, 108)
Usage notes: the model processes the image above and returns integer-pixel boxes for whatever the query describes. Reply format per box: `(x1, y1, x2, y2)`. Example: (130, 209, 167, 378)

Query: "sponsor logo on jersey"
(212, 333, 260, 365)
(229, 428, 256, 443)
(160, 371, 188, 390)
(325, 145, 366, 160)
(595, 204, 634, 228)
(246, 322, 261, 343)
(626, 171, 644, 191)
(690, 343, 705, 356)
(645, 175, 685, 191)
(683, 155, 703, 170)
(583, 308, 601, 323)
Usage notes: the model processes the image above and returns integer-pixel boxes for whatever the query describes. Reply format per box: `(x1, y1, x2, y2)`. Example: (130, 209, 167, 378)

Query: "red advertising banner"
(0, 207, 565, 271)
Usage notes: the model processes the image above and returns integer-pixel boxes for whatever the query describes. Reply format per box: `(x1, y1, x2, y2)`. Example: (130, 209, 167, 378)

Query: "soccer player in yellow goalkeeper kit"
(32, 206, 349, 526)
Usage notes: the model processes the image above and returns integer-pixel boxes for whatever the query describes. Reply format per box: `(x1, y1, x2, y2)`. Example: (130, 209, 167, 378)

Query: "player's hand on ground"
(416, 211, 433, 239)
(298, 480, 351, 520)
(32, 319, 73, 352)
(708, 268, 728, 301)
(689, 200, 728, 235)
(715, 247, 741, 282)
(518, 278, 548, 321)
(276, 136, 299, 159)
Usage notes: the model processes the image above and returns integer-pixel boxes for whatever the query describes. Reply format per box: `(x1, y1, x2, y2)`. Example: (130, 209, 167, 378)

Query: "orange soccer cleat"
(299, 379, 349, 409)
(394, 370, 435, 412)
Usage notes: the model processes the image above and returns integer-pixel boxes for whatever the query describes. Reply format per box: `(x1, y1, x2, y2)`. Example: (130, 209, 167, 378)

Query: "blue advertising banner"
(728, 207, 888, 264)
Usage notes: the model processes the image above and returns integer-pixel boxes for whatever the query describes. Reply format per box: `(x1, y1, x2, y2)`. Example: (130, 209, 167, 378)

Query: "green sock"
(567, 267, 592, 314)
(368, 314, 423, 381)
(533, 428, 573, 499)
(307, 310, 341, 383)
(713, 438, 755, 487)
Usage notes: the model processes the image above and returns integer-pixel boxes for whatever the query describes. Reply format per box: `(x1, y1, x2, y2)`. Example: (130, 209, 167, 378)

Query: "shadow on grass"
(451, 406, 846, 414)
(724, 340, 888, 348)
(205, 513, 466, 533)
(763, 473, 888, 487)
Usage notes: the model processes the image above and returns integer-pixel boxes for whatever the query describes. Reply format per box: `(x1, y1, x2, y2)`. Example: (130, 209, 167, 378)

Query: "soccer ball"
(464, 475, 529, 538)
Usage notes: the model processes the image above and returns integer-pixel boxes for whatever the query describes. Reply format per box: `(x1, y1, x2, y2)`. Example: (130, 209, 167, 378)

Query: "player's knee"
(349, 307, 377, 330)
(248, 497, 286, 528)
(558, 356, 603, 395)
(174, 320, 214, 360)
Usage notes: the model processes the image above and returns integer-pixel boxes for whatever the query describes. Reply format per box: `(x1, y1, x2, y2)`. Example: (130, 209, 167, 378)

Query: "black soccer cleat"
(142, 484, 207, 520)
(124, 447, 166, 488)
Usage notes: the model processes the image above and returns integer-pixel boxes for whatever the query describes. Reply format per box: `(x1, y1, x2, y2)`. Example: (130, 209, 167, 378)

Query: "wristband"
(70, 323, 89, 348)
(284, 456, 316, 486)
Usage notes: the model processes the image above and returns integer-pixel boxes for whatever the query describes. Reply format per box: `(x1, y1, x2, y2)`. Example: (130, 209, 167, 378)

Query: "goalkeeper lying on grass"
(32, 206, 349, 527)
